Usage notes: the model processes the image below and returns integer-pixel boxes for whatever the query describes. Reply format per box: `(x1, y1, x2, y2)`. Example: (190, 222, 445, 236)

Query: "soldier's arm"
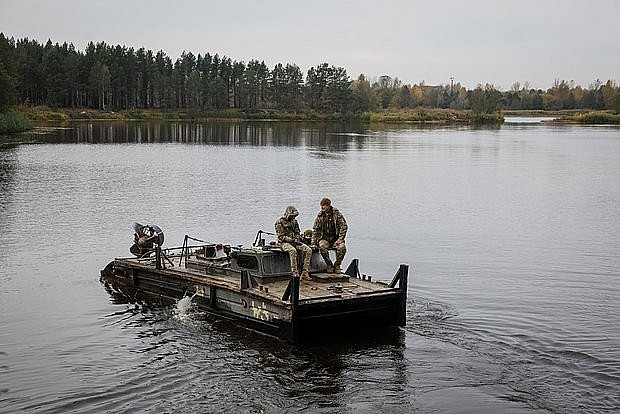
(291, 221, 301, 244)
(337, 213, 348, 240)
(311, 216, 320, 245)
(275, 219, 296, 244)
(275, 220, 287, 243)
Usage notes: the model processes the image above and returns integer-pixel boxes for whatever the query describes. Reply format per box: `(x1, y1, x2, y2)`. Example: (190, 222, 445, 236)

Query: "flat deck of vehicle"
(112, 256, 395, 302)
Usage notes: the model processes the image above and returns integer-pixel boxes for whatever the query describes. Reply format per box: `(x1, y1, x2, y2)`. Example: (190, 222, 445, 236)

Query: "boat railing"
(390, 264, 409, 326)
(281, 261, 409, 301)
(253, 229, 276, 247)
(137, 236, 227, 270)
(155, 246, 176, 269)
(178, 234, 234, 268)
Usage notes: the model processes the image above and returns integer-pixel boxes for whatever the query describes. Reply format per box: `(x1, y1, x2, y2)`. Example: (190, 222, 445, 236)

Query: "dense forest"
(1, 33, 619, 115)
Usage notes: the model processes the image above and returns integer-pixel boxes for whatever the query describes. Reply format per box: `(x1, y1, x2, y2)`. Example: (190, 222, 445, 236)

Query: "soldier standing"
(275, 206, 312, 280)
(311, 197, 347, 273)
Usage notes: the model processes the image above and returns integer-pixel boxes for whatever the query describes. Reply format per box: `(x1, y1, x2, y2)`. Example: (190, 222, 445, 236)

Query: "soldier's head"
(284, 205, 299, 220)
(320, 197, 331, 213)
(303, 229, 313, 239)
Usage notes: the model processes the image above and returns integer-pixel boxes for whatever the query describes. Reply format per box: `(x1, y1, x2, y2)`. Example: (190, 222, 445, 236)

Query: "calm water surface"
(1, 121, 619, 413)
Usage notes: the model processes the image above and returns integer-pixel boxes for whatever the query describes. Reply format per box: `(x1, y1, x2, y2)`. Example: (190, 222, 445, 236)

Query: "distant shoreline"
(2, 107, 619, 135)
(20, 107, 620, 124)
(17, 106, 484, 124)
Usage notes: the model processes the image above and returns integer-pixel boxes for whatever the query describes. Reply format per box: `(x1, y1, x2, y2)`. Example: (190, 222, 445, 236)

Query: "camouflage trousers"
(281, 242, 312, 276)
(318, 239, 346, 266)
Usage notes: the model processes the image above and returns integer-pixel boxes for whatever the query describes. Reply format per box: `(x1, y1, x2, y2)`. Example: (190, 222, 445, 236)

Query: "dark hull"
(100, 258, 408, 343)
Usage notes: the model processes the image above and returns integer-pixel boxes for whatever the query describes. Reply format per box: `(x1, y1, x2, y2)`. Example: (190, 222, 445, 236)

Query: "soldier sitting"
(310, 197, 348, 274)
(275, 206, 312, 281)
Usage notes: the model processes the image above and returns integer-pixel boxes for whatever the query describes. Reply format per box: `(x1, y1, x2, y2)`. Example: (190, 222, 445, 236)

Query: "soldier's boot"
(334, 250, 345, 274)
(301, 270, 311, 280)
(322, 251, 334, 272)
(322, 254, 333, 273)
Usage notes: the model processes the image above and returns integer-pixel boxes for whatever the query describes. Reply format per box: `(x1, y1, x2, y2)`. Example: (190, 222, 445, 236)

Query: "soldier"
(275, 206, 312, 280)
(310, 197, 348, 274)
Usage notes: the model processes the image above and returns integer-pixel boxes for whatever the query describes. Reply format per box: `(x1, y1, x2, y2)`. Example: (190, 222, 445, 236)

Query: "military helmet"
(320, 197, 331, 206)
(303, 229, 313, 238)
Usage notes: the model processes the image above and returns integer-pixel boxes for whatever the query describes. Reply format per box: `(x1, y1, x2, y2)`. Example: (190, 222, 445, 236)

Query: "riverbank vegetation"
(569, 111, 620, 124)
(18, 105, 477, 123)
(1, 33, 619, 128)
(0, 111, 33, 133)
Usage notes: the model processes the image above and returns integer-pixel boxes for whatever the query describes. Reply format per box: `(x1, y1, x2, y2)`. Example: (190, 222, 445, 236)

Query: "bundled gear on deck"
(130, 222, 164, 257)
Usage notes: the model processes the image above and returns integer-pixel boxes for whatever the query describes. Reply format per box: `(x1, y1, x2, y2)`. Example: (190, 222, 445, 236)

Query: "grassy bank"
(18, 106, 498, 124)
(503, 109, 620, 124)
(19, 106, 358, 122)
(569, 111, 620, 124)
(0, 111, 34, 133)
(10, 106, 620, 127)
(367, 108, 471, 123)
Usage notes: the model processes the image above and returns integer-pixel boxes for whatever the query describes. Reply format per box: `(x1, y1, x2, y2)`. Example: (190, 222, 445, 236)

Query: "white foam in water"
(174, 295, 196, 321)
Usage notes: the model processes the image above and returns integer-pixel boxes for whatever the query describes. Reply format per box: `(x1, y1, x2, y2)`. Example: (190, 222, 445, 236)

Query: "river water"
(1, 120, 618, 413)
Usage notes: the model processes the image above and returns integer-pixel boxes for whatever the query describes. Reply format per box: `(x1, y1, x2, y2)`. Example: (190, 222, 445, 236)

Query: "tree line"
(1, 33, 619, 115)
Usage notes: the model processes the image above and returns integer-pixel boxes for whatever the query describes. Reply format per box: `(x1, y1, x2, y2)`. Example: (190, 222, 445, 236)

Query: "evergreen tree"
(351, 74, 374, 112)
(0, 33, 17, 111)
(2, 34, 618, 115)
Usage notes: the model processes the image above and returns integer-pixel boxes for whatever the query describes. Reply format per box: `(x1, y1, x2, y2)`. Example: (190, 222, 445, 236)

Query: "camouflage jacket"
(311, 207, 347, 245)
(275, 216, 302, 245)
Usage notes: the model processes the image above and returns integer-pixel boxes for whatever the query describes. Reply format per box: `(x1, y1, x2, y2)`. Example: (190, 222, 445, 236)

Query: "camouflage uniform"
(311, 205, 347, 272)
(275, 206, 312, 278)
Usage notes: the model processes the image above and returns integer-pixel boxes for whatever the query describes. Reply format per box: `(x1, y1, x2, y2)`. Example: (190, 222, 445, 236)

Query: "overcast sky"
(1, 0, 618, 90)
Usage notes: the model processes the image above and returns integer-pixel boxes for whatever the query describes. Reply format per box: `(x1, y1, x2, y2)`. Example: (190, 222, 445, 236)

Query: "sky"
(1, 0, 618, 90)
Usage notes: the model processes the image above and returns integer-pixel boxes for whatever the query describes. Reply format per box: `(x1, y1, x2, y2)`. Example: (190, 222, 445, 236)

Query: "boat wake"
(409, 296, 458, 322)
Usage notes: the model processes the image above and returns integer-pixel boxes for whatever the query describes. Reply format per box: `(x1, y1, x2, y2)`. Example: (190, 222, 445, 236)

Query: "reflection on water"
(1, 120, 619, 413)
(30, 121, 372, 150)
(27, 120, 481, 149)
